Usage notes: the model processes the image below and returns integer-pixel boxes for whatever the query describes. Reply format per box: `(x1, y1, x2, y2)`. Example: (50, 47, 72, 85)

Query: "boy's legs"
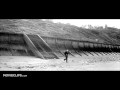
(64, 54, 66, 60)
(64, 54, 68, 62)
(66, 55, 68, 62)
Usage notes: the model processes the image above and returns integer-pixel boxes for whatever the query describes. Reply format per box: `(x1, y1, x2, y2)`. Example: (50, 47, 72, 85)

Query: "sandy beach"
(0, 53, 120, 71)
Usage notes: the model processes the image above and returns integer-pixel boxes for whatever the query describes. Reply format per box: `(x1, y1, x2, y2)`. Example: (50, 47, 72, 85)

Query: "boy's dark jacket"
(64, 50, 70, 55)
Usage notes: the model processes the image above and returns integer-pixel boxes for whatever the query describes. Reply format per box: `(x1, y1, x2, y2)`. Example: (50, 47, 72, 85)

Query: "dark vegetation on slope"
(0, 19, 120, 45)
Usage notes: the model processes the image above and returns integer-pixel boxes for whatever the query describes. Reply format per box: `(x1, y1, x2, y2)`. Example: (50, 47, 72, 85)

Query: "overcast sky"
(52, 19, 120, 29)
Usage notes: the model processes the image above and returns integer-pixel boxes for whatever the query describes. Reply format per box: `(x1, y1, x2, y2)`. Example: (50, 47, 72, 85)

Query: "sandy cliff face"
(0, 19, 120, 45)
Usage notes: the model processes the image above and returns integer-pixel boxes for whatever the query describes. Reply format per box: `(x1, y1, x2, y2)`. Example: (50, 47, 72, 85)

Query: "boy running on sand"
(64, 50, 72, 63)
